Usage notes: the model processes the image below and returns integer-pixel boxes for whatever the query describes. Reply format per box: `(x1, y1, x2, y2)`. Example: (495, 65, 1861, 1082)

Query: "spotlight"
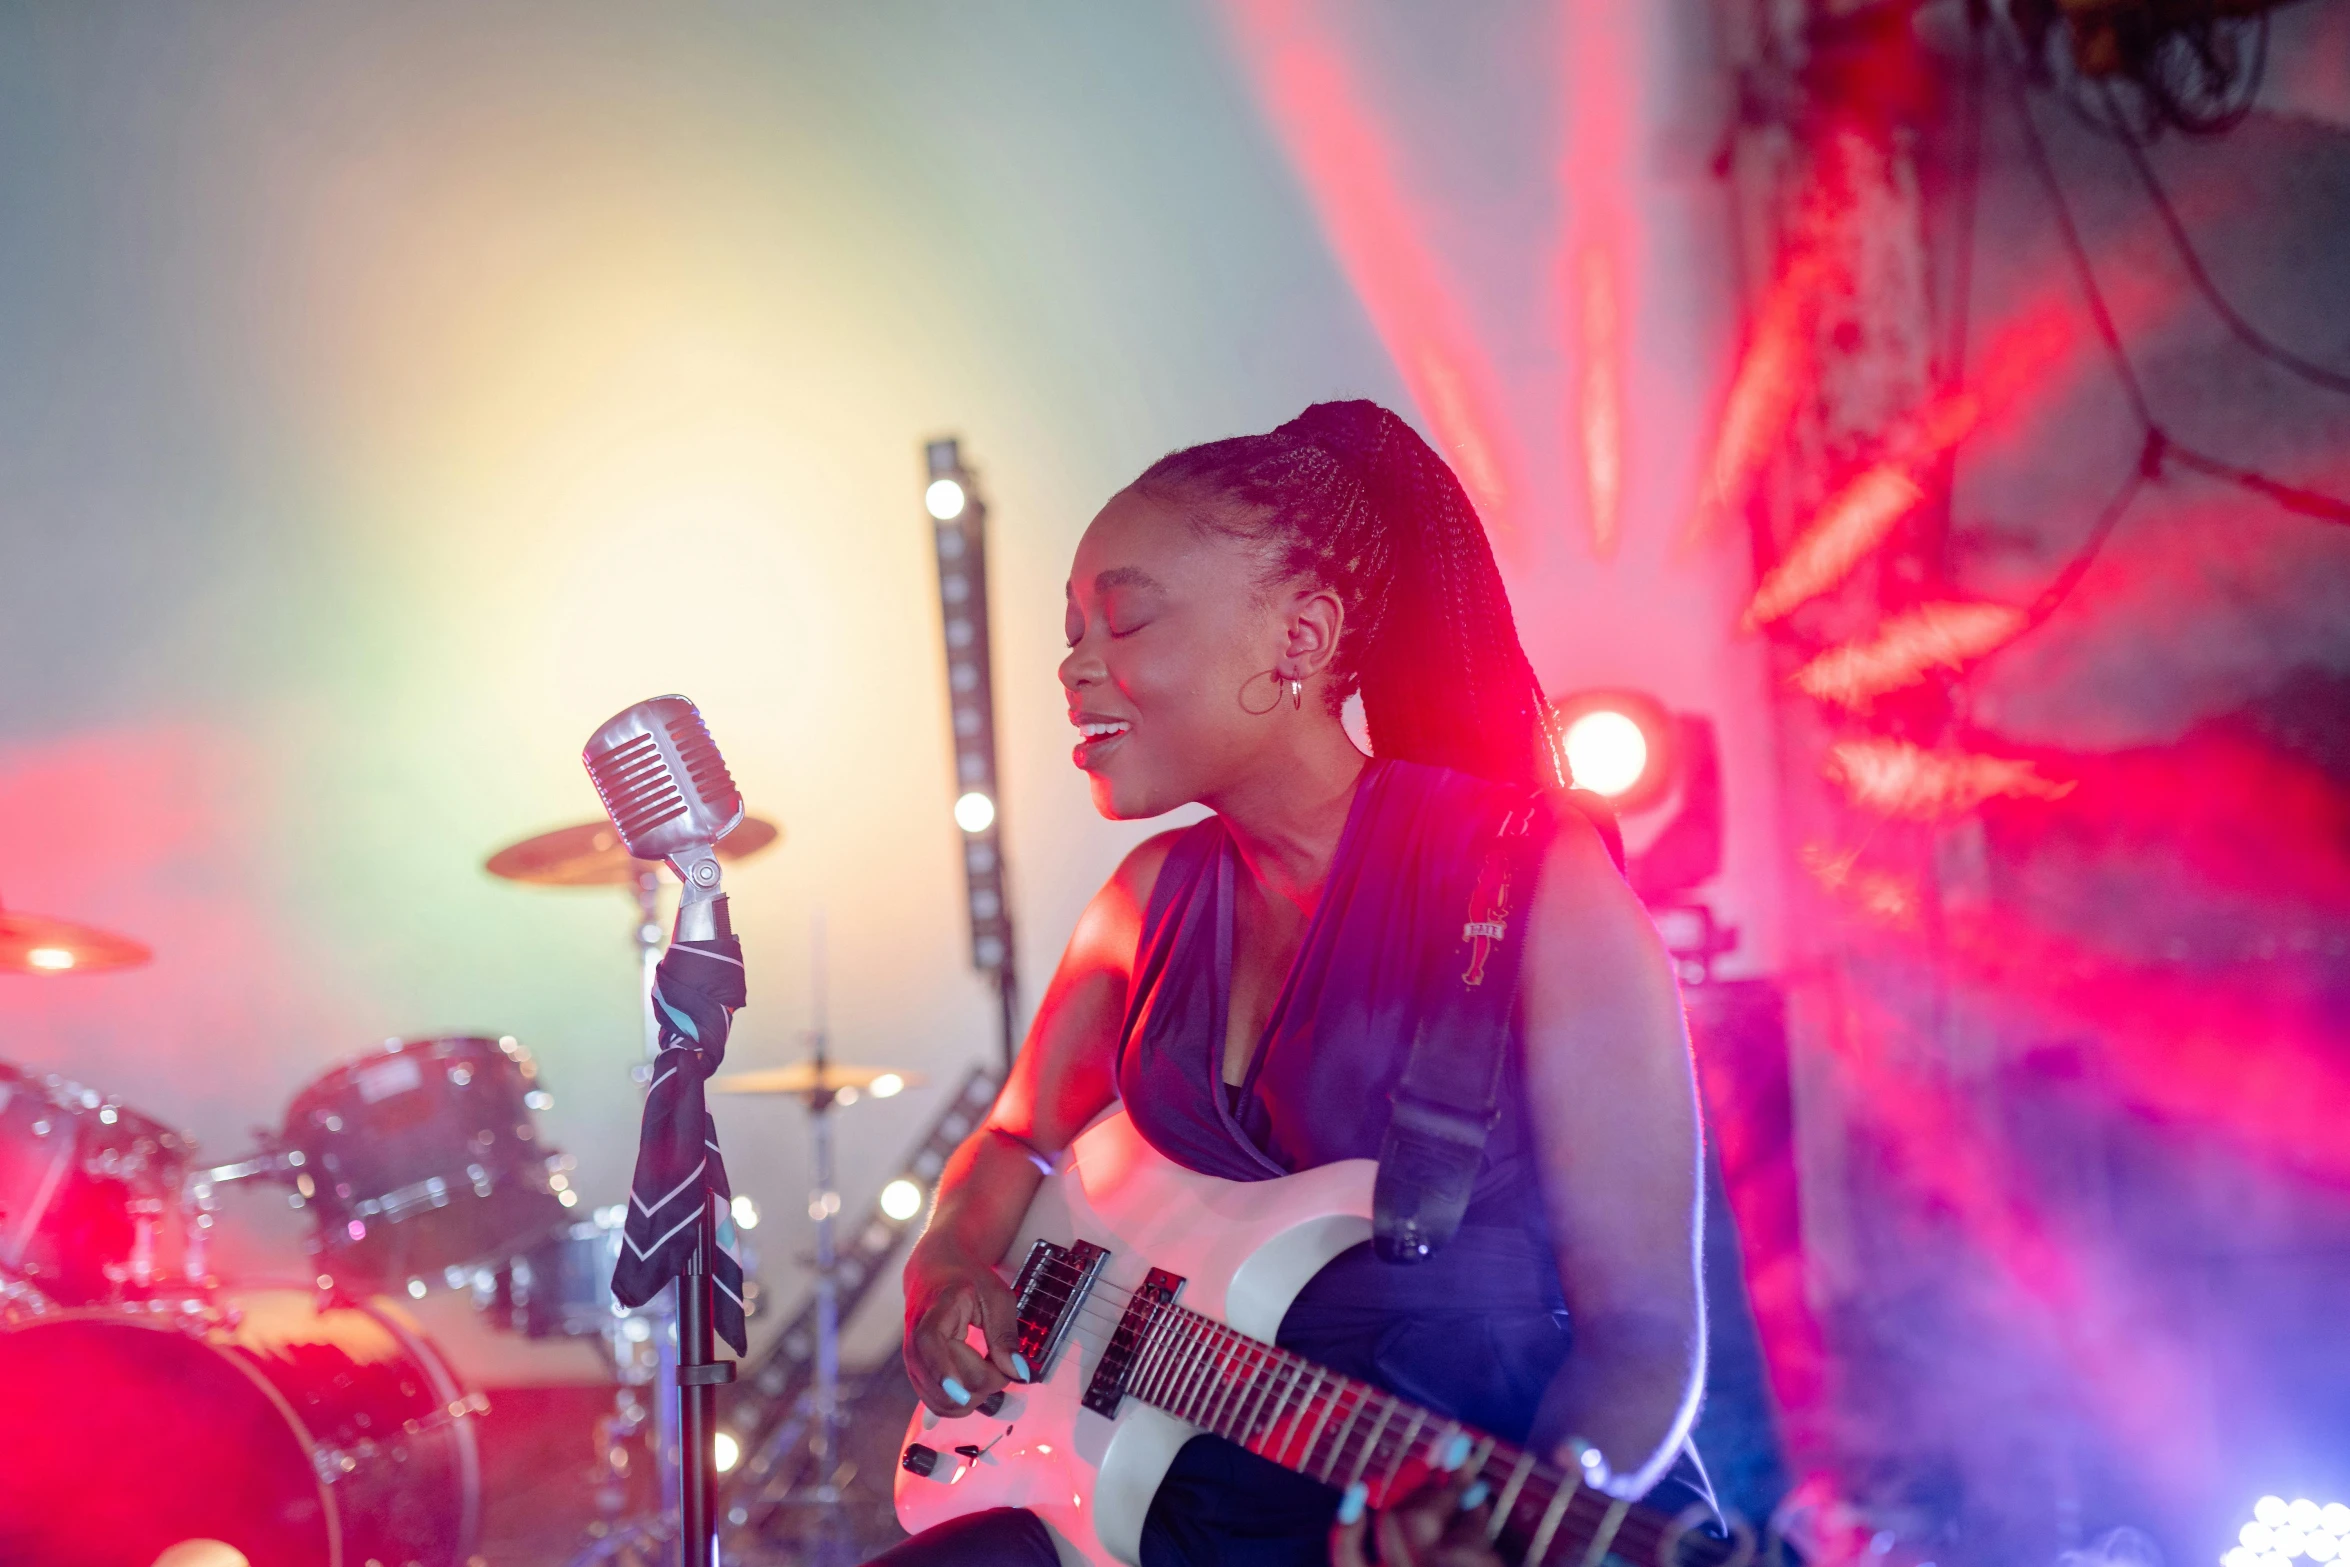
(1552, 689, 1676, 814)
(1565, 710, 1649, 798)
(27, 947, 74, 971)
(730, 1194, 760, 1231)
(954, 791, 996, 834)
(714, 1430, 741, 1474)
(925, 478, 968, 522)
(870, 1072, 906, 1099)
(880, 1178, 926, 1222)
(2231, 1497, 2349, 1567)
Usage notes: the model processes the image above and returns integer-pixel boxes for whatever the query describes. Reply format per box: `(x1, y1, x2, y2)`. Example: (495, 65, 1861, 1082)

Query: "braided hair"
(1134, 400, 1565, 791)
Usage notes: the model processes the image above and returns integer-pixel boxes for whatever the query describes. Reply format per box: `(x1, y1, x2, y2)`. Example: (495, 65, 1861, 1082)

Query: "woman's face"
(1058, 486, 1299, 819)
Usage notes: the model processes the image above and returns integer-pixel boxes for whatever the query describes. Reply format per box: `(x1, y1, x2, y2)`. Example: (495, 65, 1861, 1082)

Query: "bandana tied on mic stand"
(613, 926, 748, 1354)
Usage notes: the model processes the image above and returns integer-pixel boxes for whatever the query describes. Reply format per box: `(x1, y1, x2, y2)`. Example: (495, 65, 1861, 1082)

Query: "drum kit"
(0, 812, 925, 1567)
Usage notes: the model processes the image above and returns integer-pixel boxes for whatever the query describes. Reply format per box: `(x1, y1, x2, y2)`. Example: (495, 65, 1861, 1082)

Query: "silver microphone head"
(582, 695, 745, 891)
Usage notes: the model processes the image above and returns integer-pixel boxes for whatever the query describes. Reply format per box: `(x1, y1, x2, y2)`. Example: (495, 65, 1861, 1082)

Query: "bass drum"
(0, 1290, 481, 1567)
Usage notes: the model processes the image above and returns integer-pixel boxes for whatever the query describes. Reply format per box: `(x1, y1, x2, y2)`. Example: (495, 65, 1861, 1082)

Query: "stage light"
(880, 1178, 925, 1222)
(1551, 689, 1676, 814)
(714, 1430, 741, 1474)
(730, 1194, 760, 1231)
(151, 1543, 251, 1567)
(2232, 1498, 2350, 1566)
(871, 1072, 905, 1099)
(926, 478, 968, 521)
(27, 946, 73, 971)
(1565, 710, 1648, 798)
(406, 1277, 428, 1299)
(954, 791, 996, 834)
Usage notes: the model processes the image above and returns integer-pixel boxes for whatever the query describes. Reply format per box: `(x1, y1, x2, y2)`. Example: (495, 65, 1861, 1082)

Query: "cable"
(2021, 431, 2157, 632)
(2010, 70, 2350, 530)
(2100, 83, 2350, 399)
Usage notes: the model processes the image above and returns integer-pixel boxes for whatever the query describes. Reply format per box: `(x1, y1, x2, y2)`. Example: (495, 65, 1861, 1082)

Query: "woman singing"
(878, 401, 1705, 1567)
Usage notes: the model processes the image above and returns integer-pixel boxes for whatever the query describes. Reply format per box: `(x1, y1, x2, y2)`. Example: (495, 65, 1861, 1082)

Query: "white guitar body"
(893, 1108, 1376, 1567)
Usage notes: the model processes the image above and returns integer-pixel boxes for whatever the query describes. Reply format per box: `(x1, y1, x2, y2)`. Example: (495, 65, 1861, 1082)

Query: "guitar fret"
(1169, 1316, 1220, 1421)
(1280, 1366, 1325, 1468)
(1487, 1452, 1538, 1544)
(1211, 1325, 1258, 1432)
(1339, 1398, 1395, 1494)
(1195, 1321, 1244, 1427)
(1305, 1379, 1356, 1481)
(1374, 1409, 1429, 1502)
(1131, 1308, 1180, 1404)
(1521, 1475, 1579, 1567)
(1571, 1498, 1632, 1567)
(1228, 1343, 1284, 1446)
(1199, 1325, 1248, 1432)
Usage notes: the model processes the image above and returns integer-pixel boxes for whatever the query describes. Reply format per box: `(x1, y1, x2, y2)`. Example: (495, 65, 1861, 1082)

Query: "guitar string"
(989, 1256, 1721, 1567)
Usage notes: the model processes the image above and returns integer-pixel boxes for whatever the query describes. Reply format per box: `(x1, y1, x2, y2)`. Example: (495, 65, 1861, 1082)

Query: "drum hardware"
(703, 910, 925, 1567)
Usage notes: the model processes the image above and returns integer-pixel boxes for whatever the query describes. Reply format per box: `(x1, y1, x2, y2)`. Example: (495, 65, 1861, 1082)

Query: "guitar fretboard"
(1119, 1300, 1723, 1567)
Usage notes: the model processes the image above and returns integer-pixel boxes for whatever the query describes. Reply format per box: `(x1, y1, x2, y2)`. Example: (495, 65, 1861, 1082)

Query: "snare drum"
(0, 1062, 207, 1305)
(0, 1288, 481, 1567)
(287, 1035, 569, 1290)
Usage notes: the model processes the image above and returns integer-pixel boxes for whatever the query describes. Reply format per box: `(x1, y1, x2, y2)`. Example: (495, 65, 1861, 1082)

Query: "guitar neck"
(1120, 1300, 1719, 1567)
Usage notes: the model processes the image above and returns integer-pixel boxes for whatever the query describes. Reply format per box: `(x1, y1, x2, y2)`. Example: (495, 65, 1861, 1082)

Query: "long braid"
(1136, 399, 1565, 791)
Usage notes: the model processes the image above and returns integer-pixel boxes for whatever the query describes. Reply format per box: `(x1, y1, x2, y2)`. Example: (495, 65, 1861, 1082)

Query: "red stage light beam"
(1826, 737, 2076, 818)
(1556, 0, 1636, 559)
(1792, 600, 2028, 708)
(1216, 0, 1526, 553)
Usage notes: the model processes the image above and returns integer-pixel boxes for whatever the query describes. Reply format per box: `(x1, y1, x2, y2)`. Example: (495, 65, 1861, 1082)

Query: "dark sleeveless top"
(1117, 759, 1574, 1567)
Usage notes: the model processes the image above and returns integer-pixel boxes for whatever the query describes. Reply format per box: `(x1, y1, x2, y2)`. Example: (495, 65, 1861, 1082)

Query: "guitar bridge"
(1011, 1238, 1108, 1383)
(1082, 1267, 1183, 1418)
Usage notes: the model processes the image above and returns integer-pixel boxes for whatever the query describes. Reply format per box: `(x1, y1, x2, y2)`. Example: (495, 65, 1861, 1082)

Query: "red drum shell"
(0, 1290, 480, 1567)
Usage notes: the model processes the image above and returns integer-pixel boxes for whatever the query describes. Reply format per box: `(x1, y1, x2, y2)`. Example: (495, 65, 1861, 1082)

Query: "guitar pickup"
(1011, 1238, 1108, 1383)
(1082, 1266, 1184, 1418)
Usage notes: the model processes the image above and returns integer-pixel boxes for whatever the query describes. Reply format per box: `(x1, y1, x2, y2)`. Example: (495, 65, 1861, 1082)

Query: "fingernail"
(941, 1376, 970, 1405)
(1441, 1433, 1471, 1470)
(1459, 1481, 1491, 1511)
(1336, 1482, 1367, 1526)
(1011, 1353, 1032, 1381)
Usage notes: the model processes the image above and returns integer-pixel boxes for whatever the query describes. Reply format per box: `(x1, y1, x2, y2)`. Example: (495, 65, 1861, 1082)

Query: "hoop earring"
(1238, 669, 1283, 717)
(1289, 678, 1303, 711)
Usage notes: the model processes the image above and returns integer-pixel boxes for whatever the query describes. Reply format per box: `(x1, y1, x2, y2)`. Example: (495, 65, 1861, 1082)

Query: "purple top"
(1117, 757, 1555, 1228)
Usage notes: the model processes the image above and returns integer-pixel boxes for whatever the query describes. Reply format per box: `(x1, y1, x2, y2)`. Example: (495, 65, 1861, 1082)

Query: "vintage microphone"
(583, 694, 750, 1567)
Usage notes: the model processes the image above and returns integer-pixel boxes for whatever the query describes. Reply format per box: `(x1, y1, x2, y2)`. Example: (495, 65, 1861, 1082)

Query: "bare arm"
(1521, 802, 1706, 1497)
(899, 832, 1176, 1414)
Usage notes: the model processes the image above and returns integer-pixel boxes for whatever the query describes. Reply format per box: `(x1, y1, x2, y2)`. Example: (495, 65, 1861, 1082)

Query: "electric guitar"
(895, 1107, 1740, 1567)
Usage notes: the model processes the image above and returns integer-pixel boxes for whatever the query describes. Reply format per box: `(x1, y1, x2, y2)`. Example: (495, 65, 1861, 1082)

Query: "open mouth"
(1071, 718, 1133, 769)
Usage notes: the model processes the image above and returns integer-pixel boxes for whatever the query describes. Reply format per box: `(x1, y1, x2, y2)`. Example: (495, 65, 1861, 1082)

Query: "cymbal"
(712, 1063, 925, 1098)
(0, 911, 152, 975)
(485, 816, 781, 887)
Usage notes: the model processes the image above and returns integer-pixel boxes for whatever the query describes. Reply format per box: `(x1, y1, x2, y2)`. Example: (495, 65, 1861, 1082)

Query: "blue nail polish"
(1442, 1433, 1471, 1470)
(941, 1376, 970, 1405)
(1012, 1353, 1032, 1381)
(1459, 1482, 1491, 1511)
(1336, 1482, 1367, 1526)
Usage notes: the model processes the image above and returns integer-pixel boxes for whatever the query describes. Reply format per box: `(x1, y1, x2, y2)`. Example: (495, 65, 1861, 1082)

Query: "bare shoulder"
(1063, 824, 1193, 979)
(1531, 787, 1636, 916)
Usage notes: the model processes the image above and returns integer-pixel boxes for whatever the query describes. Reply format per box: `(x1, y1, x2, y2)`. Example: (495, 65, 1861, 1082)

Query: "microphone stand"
(670, 884, 732, 1567)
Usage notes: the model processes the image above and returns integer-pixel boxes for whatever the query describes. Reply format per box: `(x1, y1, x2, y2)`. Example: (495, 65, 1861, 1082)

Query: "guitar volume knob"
(901, 1443, 942, 1479)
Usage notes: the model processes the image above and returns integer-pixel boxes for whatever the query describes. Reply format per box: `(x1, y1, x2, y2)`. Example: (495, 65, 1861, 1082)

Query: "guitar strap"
(1371, 788, 1624, 1264)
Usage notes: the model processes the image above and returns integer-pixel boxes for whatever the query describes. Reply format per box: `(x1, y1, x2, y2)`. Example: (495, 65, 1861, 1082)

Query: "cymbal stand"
(802, 915, 852, 1566)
